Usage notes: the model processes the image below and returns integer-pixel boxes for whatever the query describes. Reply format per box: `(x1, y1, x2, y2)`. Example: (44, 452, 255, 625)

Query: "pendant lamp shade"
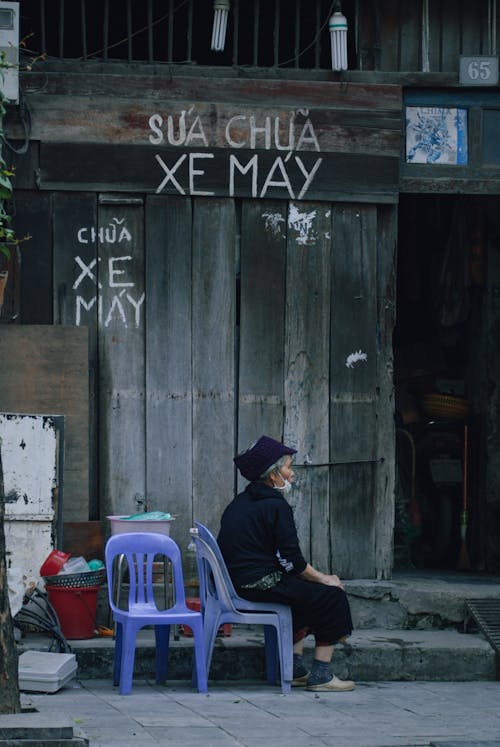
(211, 0, 230, 52)
(329, 5, 348, 71)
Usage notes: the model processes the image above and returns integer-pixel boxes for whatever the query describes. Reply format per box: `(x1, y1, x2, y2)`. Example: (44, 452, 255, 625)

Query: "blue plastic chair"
(105, 532, 208, 695)
(190, 522, 293, 694)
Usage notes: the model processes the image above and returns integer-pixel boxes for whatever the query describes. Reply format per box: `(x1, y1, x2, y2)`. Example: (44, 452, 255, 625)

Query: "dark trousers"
(236, 574, 353, 646)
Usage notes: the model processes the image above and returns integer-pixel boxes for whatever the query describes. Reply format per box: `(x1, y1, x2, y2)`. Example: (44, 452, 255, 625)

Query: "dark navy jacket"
(217, 481, 308, 588)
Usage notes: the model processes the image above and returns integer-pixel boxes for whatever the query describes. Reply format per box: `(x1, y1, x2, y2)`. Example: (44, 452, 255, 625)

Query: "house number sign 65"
(459, 56, 499, 86)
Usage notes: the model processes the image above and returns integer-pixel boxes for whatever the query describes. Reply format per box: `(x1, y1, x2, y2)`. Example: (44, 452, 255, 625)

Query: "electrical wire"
(14, 587, 72, 654)
(81, 0, 193, 61)
(277, 0, 335, 67)
(0, 87, 32, 155)
(22, 0, 334, 70)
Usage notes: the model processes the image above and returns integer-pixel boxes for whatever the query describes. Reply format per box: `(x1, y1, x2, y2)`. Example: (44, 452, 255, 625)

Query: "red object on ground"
(183, 598, 232, 637)
(46, 585, 99, 639)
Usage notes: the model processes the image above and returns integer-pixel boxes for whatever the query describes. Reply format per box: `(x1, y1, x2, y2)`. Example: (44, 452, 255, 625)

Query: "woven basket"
(421, 393, 470, 421)
(43, 568, 106, 589)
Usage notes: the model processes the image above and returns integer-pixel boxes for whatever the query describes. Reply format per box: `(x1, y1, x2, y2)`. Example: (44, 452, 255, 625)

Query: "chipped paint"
(288, 204, 317, 245)
(262, 211, 285, 236)
(0, 414, 60, 616)
(346, 350, 368, 368)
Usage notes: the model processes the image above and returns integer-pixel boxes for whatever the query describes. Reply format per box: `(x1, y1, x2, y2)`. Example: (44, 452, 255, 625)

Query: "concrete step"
(346, 571, 500, 630)
(15, 570, 500, 686)
(17, 625, 497, 685)
(0, 713, 88, 746)
(91, 570, 500, 633)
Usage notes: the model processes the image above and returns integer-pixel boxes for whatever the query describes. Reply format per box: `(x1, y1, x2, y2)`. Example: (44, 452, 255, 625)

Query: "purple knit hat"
(234, 435, 296, 481)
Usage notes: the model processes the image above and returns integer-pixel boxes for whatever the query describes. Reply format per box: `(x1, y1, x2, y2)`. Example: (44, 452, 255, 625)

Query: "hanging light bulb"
(211, 0, 230, 52)
(329, 2, 348, 71)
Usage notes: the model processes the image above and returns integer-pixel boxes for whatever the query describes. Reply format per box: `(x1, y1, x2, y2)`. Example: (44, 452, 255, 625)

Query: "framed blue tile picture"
(405, 107, 468, 165)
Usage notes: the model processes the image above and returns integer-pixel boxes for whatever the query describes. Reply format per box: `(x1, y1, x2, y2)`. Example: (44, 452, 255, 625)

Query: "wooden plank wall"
(97, 201, 146, 521)
(329, 205, 379, 578)
(7, 74, 400, 575)
(0, 326, 89, 523)
(145, 195, 193, 548)
(53, 193, 98, 518)
(11, 191, 397, 577)
(238, 200, 287, 492)
(356, 0, 493, 73)
(191, 199, 236, 534)
(284, 201, 332, 571)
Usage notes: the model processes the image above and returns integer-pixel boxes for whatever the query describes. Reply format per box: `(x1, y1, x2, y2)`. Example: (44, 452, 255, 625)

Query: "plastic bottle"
(184, 540, 199, 597)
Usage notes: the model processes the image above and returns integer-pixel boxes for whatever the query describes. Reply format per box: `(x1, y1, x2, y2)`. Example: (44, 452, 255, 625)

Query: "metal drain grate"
(465, 598, 500, 653)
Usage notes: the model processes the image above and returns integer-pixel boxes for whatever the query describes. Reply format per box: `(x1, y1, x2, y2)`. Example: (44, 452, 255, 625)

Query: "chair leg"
(203, 609, 222, 678)
(276, 623, 293, 695)
(113, 622, 123, 687)
(155, 625, 170, 684)
(119, 624, 139, 695)
(264, 625, 279, 685)
(190, 618, 208, 693)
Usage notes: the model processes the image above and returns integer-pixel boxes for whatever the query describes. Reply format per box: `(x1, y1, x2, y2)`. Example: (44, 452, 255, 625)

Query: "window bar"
(147, 0, 153, 62)
(252, 0, 260, 66)
(103, 0, 109, 60)
(273, 0, 280, 67)
(168, 0, 174, 63)
(397, 0, 402, 70)
(186, 0, 193, 63)
(354, 0, 359, 69)
(438, 0, 444, 71)
(314, 0, 321, 68)
(459, 0, 464, 55)
(40, 0, 46, 56)
(232, 0, 239, 66)
(127, 0, 132, 62)
(58, 0, 64, 58)
(421, 0, 430, 71)
(294, 0, 300, 68)
(81, 0, 87, 59)
(488, 0, 497, 54)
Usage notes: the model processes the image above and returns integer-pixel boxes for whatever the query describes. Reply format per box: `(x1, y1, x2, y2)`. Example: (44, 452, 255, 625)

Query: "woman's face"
(272, 455, 294, 486)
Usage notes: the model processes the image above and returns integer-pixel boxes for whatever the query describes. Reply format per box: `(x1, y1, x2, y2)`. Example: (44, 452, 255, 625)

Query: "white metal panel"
(1, 413, 58, 520)
(0, 1, 19, 104)
(0, 413, 61, 615)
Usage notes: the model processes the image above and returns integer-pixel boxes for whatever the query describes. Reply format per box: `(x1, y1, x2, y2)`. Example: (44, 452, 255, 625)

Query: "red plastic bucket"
(46, 585, 99, 639)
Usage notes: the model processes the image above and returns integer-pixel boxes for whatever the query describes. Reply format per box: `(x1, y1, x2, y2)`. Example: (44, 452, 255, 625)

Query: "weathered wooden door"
(20, 190, 396, 578)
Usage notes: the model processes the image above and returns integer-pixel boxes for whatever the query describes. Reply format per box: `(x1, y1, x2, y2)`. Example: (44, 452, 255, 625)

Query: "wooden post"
(0, 442, 21, 713)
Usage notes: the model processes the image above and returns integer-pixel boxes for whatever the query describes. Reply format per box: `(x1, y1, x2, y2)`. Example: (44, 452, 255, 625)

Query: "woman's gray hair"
(259, 454, 289, 480)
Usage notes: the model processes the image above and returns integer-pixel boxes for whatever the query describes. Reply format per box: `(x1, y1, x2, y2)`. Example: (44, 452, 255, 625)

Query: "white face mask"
(273, 470, 292, 495)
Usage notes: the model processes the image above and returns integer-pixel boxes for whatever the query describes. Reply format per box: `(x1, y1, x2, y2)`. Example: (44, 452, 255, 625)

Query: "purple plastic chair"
(105, 532, 208, 695)
(190, 522, 293, 694)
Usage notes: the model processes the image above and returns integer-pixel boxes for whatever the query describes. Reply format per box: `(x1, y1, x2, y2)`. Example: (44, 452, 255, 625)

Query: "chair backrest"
(105, 531, 186, 612)
(193, 521, 239, 601)
(189, 529, 239, 615)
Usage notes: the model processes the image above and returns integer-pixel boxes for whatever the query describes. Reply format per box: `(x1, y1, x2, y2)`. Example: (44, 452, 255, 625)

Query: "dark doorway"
(394, 195, 494, 573)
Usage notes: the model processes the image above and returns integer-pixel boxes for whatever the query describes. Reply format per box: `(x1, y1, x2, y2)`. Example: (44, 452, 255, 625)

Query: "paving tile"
(145, 725, 244, 745)
(13, 678, 500, 747)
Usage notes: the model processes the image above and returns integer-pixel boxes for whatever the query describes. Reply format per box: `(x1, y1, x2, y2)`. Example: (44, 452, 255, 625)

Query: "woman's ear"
(266, 469, 277, 486)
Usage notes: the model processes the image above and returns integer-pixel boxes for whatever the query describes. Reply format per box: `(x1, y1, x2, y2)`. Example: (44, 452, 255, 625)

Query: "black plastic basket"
(43, 568, 106, 589)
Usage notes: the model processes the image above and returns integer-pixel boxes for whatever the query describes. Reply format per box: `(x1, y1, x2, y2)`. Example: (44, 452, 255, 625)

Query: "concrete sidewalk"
(16, 678, 500, 747)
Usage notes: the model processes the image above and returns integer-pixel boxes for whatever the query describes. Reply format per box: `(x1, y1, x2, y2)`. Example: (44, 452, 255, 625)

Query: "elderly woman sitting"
(217, 435, 355, 692)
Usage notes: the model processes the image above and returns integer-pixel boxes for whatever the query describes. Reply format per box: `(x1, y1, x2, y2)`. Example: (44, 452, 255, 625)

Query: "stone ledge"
(0, 714, 88, 746)
(17, 626, 497, 683)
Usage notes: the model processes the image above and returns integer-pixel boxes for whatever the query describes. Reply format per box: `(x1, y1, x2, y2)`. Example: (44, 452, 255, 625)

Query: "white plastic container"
(59, 556, 90, 574)
(18, 651, 77, 693)
(107, 515, 175, 536)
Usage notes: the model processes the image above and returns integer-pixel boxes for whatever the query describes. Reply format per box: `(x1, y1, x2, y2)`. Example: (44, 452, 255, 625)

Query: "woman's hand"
(299, 564, 345, 589)
(321, 573, 344, 589)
